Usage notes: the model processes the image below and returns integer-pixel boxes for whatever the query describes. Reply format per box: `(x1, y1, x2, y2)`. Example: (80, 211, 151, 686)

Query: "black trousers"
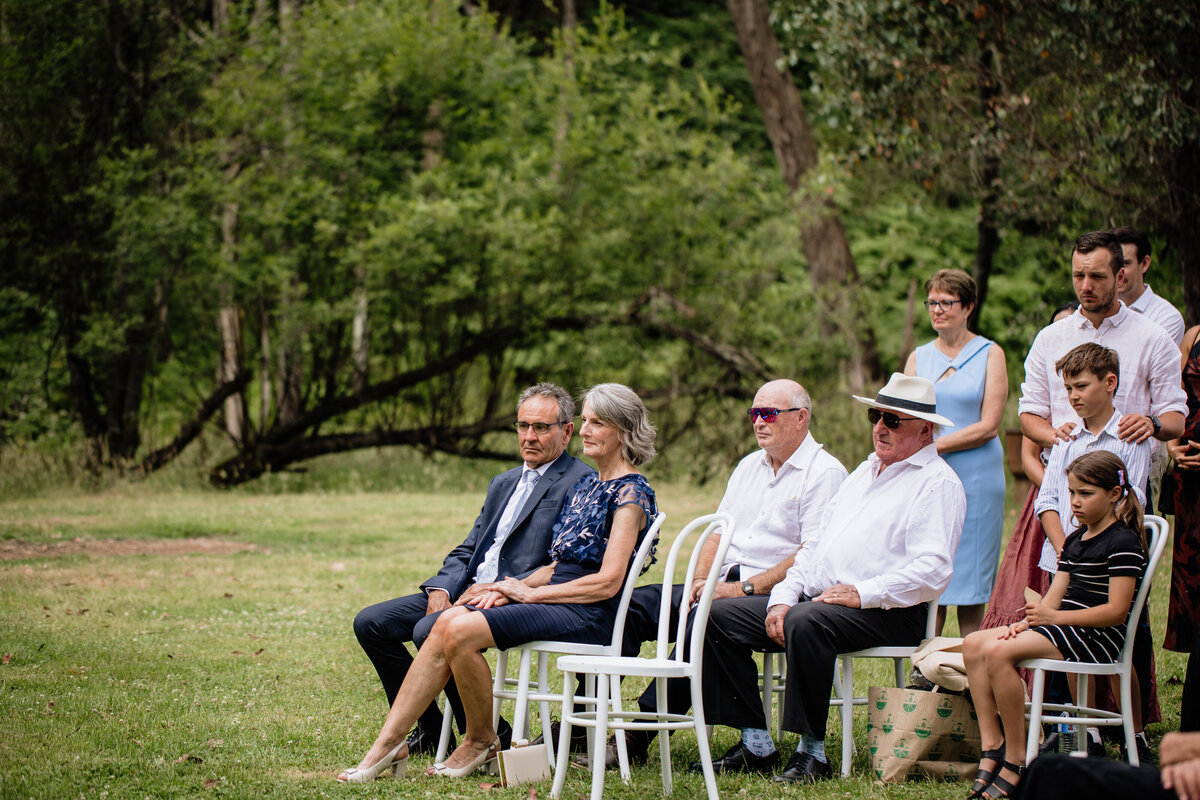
(353, 592, 464, 733)
(701, 595, 926, 739)
(1015, 753, 1170, 799)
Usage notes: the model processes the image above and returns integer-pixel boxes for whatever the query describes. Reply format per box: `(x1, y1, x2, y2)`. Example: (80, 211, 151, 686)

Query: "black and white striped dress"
(1031, 521, 1145, 663)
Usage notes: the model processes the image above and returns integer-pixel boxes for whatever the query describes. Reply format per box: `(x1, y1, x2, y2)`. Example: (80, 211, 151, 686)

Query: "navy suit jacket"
(419, 450, 594, 601)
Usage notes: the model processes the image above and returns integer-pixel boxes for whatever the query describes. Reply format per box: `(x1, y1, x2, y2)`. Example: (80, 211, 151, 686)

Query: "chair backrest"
(639, 512, 735, 663)
(1115, 515, 1170, 667)
(606, 511, 667, 650)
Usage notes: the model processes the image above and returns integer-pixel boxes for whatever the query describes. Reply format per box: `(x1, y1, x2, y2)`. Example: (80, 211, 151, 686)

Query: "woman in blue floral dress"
(339, 383, 659, 783)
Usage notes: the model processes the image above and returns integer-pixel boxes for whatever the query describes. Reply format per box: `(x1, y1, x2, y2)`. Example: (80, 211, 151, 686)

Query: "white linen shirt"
(767, 443, 965, 610)
(1033, 409, 1150, 573)
(716, 434, 847, 580)
(1017, 304, 1187, 440)
(1128, 284, 1186, 346)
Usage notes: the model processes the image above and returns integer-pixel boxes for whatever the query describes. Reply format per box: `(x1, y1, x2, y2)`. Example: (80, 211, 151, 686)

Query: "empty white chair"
(550, 512, 736, 800)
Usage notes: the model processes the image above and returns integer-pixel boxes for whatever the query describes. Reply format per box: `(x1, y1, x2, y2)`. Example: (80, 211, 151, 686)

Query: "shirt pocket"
(763, 497, 803, 545)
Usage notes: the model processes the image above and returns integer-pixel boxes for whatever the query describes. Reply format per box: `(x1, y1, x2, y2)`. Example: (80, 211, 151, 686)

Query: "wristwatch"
(741, 581, 755, 596)
(1150, 415, 1161, 436)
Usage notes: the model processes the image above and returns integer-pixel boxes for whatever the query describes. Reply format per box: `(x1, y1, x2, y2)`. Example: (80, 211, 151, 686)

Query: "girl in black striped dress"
(963, 451, 1146, 798)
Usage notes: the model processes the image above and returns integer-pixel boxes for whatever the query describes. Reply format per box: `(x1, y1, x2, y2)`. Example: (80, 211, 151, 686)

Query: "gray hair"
(517, 383, 574, 423)
(580, 383, 657, 467)
(789, 383, 812, 417)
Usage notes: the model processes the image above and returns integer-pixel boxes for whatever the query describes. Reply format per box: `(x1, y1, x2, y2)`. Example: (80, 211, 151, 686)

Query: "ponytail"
(1113, 467, 1145, 550)
(1066, 451, 1145, 552)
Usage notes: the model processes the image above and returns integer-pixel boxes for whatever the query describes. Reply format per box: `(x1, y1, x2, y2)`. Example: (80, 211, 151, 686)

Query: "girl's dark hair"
(1051, 300, 1079, 324)
(1066, 451, 1145, 549)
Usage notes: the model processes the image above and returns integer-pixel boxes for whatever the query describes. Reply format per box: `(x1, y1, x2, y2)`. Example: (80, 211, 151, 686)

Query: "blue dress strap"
(950, 335, 992, 369)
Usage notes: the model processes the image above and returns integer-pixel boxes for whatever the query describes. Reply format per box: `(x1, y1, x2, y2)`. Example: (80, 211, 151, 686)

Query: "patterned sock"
(798, 734, 827, 763)
(740, 728, 776, 757)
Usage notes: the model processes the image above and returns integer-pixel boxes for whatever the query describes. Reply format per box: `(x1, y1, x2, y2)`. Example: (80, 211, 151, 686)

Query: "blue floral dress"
(479, 473, 658, 651)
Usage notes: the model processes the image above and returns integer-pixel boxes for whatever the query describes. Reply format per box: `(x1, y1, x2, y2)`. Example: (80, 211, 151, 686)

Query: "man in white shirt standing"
(1113, 225, 1187, 346)
(580, 379, 847, 769)
(696, 374, 965, 784)
(1019, 229, 1186, 453)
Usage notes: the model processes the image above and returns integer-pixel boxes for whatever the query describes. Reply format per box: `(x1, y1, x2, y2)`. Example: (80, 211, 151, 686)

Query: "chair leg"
(1120, 671, 1139, 766)
(436, 694, 455, 763)
(513, 649, 533, 745)
(610, 674, 631, 782)
(590, 676, 610, 800)
(657, 678, 673, 795)
(492, 650, 508, 732)
(1025, 669, 1046, 766)
(893, 656, 905, 688)
(840, 655, 854, 778)
(550, 670, 575, 800)
(537, 651, 555, 764)
(691, 676, 718, 800)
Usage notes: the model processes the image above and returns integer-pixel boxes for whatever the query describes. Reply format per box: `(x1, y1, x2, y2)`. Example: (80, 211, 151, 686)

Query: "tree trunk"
(1168, 136, 1200, 327)
(218, 201, 246, 442)
(725, 0, 881, 388)
(970, 42, 1002, 332)
(350, 271, 369, 393)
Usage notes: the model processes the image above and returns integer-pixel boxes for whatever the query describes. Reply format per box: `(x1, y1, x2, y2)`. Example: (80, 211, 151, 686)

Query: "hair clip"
(1117, 468, 1126, 487)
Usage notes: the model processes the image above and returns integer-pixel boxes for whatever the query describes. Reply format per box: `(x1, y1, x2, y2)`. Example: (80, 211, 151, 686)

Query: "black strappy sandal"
(983, 760, 1025, 798)
(968, 745, 1005, 799)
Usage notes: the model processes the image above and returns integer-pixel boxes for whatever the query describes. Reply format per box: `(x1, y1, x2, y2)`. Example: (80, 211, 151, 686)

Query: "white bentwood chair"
(550, 512, 736, 800)
(435, 512, 667, 771)
(1020, 515, 1169, 767)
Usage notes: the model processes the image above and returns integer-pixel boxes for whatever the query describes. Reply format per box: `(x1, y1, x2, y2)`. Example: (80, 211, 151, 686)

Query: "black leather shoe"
(571, 735, 650, 770)
(1120, 738, 1155, 766)
(406, 726, 449, 756)
(529, 721, 589, 754)
(1087, 739, 1108, 759)
(773, 750, 834, 784)
(689, 742, 780, 775)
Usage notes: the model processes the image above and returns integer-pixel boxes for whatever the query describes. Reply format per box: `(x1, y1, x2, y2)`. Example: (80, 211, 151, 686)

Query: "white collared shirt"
(1018, 304, 1187, 441)
(1128, 284, 1186, 345)
(473, 461, 552, 584)
(767, 443, 965, 610)
(716, 434, 848, 580)
(1033, 408, 1150, 573)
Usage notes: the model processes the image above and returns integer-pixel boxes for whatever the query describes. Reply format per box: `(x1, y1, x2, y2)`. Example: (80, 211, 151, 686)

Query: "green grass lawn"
(0, 481, 1186, 799)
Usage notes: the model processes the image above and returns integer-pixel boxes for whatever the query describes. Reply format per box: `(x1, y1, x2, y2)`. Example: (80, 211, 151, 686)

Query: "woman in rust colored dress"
(1167, 325, 1200, 730)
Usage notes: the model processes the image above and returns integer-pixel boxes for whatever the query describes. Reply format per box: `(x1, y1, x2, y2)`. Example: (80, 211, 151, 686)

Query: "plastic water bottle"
(1056, 714, 1077, 754)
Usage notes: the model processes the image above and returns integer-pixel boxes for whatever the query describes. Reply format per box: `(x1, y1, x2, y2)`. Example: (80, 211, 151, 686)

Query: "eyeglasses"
(746, 407, 803, 423)
(924, 299, 963, 311)
(513, 421, 567, 435)
(867, 408, 921, 429)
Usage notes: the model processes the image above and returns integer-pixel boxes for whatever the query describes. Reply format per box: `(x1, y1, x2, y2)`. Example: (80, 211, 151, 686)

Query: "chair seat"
(1020, 657, 1122, 676)
(842, 646, 912, 658)
(557, 654, 694, 681)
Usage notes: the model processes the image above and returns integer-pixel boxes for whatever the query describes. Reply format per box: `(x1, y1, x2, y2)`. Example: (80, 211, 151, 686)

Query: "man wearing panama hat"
(695, 373, 966, 784)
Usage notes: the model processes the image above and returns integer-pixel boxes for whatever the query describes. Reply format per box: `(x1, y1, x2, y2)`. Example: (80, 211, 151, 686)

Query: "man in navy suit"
(353, 383, 594, 754)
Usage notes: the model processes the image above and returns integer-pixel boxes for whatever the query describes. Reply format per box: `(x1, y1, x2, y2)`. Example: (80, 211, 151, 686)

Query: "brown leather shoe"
(571, 736, 649, 770)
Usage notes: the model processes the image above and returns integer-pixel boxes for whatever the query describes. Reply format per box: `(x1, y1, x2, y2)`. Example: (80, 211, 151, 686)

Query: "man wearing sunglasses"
(575, 379, 848, 770)
(699, 373, 965, 784)
(352, 382, 593, 758)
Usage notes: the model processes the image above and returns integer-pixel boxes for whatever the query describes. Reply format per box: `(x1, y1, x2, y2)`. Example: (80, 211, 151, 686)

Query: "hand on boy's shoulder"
(1053, 421, 1079, 443)
(1116, 413, 1156, 444)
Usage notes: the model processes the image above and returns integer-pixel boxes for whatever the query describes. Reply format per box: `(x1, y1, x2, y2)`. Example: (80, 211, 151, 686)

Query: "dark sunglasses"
(746, 407, 803, 423)
(867, 408, 921, 429)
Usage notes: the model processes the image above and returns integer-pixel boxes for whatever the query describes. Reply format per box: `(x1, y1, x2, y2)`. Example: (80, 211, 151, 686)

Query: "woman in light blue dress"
(904, 269, 1008, 635)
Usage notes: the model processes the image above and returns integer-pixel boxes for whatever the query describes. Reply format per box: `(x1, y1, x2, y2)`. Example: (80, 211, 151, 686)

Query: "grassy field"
(0, 477, 1186, 800)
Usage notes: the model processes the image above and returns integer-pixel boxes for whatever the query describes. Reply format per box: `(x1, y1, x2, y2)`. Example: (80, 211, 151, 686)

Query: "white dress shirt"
(1033, 408, 1150, 573)
(768, 443, 965, 610)
(716, 434, 848, 581)
(1128, 284, 1186, 346)
(1017, 304, 1187, 448)
(474, 462, 551, 584)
